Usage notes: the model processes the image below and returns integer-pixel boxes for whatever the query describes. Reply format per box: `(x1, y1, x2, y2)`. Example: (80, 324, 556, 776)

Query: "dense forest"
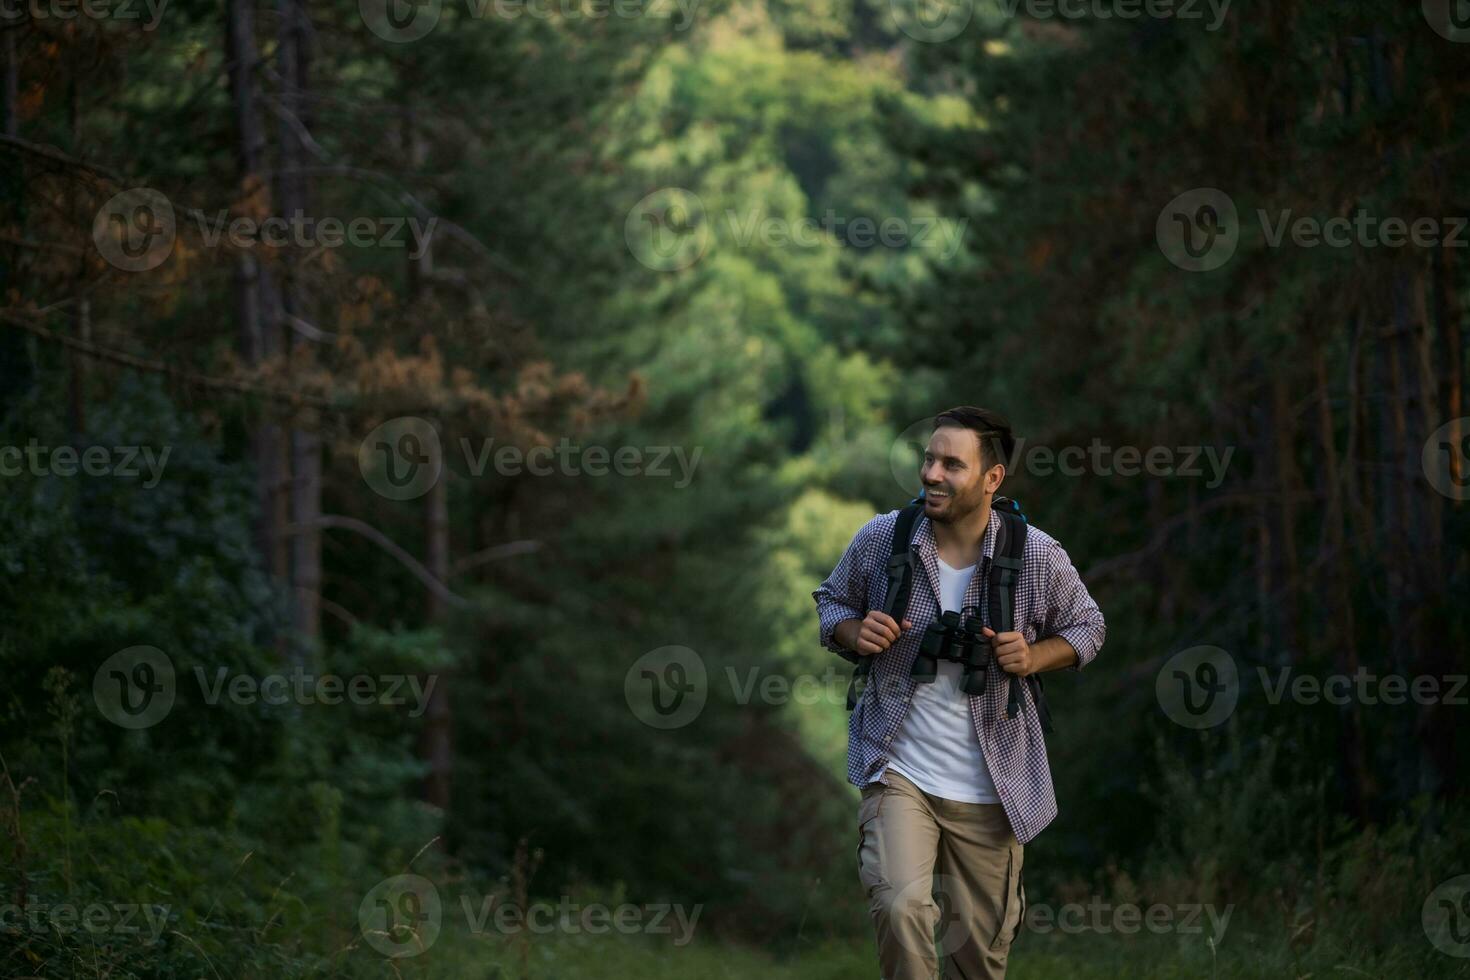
(2, 0, 1468, 976)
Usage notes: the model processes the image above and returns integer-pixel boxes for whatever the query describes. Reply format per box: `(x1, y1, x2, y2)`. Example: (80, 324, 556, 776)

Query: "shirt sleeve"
(812, 516, 881, 656)
(1041, 540, 1106, 671)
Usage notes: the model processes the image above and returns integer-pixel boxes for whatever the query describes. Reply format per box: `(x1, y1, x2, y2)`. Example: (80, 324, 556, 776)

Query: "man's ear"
(988, 464, 1006, 494)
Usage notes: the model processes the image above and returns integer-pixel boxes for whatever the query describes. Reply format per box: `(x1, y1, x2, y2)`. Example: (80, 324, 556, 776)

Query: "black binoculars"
(913, 606, 993, 696)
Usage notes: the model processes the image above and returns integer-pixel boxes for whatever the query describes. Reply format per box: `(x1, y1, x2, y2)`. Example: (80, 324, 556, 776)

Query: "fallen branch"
(285, 514, 471, 610)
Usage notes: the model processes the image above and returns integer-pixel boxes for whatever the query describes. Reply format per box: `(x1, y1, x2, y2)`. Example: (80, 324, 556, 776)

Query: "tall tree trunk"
(402, 95, 453, 815)
(1315, 346, 1369, 818)
(1432, 243, 1464, 498)
(1412, 249, 1460, 801)
(226, 0, 289, 609)
(277, 0, 321, 658)
(2, 22, 17, 139)
(421, 450, 453, 812)
(1271, 370, 1302, 653)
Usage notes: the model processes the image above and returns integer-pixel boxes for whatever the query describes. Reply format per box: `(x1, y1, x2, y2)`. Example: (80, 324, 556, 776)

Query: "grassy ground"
(356, 918, 1470, 979)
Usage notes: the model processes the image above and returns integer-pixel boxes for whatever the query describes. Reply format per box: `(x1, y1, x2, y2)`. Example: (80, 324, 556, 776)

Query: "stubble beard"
(927, 485, 985, 526)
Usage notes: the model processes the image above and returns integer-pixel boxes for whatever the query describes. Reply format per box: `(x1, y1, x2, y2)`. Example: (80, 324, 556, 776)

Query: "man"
(812, 406, 1105, 980)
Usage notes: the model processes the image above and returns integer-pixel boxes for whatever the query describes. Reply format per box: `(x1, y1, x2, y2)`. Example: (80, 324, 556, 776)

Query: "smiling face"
(920, 423, 1004, 524)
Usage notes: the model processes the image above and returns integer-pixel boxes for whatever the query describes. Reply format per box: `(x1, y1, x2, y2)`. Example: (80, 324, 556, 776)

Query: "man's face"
(920, 424, 1000, 524)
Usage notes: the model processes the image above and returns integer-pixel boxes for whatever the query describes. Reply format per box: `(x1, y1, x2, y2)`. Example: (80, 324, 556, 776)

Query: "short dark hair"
(933, 406, 1015, 472)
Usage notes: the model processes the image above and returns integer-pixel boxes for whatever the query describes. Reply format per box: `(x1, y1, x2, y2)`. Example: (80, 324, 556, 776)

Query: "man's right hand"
(836, 612, 914, 656)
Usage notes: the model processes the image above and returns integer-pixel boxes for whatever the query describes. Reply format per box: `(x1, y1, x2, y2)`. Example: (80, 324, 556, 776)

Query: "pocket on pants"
(856, 785, 885, 897)
(989, 841, 1024, 951)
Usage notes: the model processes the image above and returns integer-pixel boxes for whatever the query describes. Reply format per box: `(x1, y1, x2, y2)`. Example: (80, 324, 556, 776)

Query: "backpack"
(835, 494, 1055, 734)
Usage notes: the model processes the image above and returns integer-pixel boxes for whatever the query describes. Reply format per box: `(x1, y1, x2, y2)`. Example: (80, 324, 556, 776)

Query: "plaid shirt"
(812, 506, 1105, 843)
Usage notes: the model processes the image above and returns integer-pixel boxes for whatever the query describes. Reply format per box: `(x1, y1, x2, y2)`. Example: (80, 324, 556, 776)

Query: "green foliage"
(3, 0, 1466, 975)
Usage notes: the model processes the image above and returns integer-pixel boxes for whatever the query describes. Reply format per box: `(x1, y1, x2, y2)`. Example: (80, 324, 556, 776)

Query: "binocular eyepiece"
(912, 606, 992, 696)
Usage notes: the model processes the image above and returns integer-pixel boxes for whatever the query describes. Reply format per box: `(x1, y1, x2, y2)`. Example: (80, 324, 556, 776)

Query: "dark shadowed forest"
(1, 0, 1468, 976)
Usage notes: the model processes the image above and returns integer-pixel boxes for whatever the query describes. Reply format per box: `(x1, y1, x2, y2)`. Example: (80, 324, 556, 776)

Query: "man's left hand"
(982, 626, 1033, 676)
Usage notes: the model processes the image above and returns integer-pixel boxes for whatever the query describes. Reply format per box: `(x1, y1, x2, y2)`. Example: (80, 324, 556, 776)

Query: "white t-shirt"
(880, 556, 1000, 804)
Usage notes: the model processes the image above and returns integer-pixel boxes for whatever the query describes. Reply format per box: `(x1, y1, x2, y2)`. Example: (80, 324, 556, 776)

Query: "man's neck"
(931, 500, 992, 566)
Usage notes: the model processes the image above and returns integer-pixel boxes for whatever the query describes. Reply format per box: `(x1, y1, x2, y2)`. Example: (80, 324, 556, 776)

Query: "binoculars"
(913, 607, 993, 696)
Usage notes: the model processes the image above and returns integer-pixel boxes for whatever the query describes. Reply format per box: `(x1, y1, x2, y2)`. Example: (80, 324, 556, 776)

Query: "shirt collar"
(912, 505, 1001, 611)
(913, 505, 1001, 564)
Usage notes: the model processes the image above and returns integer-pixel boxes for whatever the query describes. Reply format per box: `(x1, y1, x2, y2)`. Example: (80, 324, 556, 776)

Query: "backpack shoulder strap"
(986, 498, 1056, 733)
(846, 503, 923, 711)
(987, 501, 1027, 634)
(881, 503, 923, 619)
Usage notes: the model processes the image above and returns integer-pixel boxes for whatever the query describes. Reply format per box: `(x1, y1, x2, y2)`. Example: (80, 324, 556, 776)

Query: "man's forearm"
(1030, 635, 1079, 674)
(832, 618, 865, 653)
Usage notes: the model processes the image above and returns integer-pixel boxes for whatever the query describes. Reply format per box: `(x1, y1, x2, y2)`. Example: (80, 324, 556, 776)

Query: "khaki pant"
(857, 770, 1025, 980)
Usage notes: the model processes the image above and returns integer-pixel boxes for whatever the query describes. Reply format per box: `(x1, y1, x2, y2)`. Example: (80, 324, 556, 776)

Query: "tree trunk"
(1271, 370, 1301, 653)
(2, 22, 17, 139)
(226, 0, 289, 604)
(403, 97, 453, 814)
(421, 451, 453, 812)
(1314, 346, 1369, 818)
(277, 0, 321, 658)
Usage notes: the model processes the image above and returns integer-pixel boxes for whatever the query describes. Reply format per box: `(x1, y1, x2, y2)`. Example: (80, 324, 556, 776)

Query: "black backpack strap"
(987, 500, 1055, 734)
(846, 504, 922, 711)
